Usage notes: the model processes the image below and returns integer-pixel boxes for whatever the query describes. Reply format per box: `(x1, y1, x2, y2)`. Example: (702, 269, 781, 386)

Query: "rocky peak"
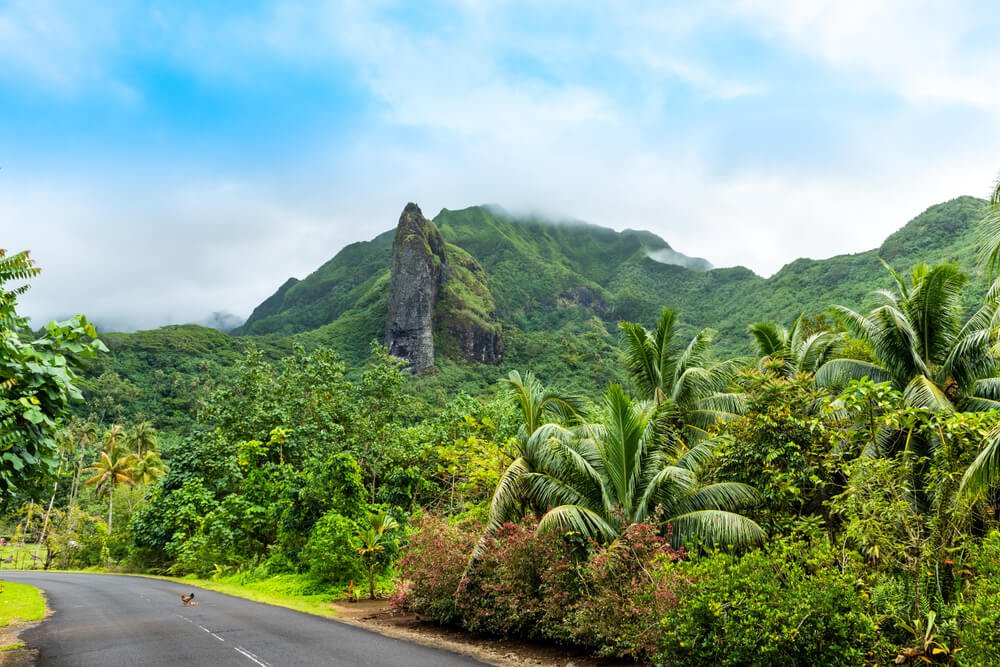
(385, 203, 449, 372)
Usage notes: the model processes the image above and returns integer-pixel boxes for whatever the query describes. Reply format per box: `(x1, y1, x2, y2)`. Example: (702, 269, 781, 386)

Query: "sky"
(2, 1, 1000, 331)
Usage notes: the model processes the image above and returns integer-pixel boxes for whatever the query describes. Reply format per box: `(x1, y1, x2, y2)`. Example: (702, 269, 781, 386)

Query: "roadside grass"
(152, 571, 396, 619)
(154, 573, 345, 618)
(0, 580, 46, 650)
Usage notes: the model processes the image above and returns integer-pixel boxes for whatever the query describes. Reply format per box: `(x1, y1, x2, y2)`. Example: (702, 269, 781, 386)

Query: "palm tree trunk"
(33, 480, 59, 562)
(107, 487, 114, 536)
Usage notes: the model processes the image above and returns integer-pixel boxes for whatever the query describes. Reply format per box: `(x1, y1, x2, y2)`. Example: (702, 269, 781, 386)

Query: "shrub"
(395, 515, 479, 624)
(455, 520, 578, 640)
(957, 530, 1000, 667)
(300, 510, 362, 583)
(653, 533, 881, 666)
(567, 522, 684, 659)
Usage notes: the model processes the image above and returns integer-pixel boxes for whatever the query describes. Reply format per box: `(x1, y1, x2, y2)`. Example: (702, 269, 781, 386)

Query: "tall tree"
(85, 427, 138, 534)
(480, 371, 583, 548)
(128, 421, 158, 458)
(748, 315, 845, 377)
(0, 249, 106, 509)
(512, 384, 763, 547)
(619, 308, 744, 443)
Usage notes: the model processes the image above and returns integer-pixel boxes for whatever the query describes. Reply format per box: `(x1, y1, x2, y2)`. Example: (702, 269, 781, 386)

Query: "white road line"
(234, 646, 271, 667)
(196, 624, 226, 641)
(176, 614, 194, 623)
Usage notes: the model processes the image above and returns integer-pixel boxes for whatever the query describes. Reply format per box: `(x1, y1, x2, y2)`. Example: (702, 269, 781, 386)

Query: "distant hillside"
(240, 195, 987, 356)
(85, 195, 989, 429)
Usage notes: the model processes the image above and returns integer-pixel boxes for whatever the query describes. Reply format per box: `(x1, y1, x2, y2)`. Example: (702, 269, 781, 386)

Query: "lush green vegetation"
(6, 190, 1000, 664)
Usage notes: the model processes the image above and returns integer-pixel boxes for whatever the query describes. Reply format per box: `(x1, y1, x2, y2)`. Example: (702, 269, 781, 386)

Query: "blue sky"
(3, 1, 1000, 330)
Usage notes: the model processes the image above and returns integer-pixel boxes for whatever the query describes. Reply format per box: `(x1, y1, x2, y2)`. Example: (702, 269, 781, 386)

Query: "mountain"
(84, 195, 989, 429)
(241, 195, 987, 358)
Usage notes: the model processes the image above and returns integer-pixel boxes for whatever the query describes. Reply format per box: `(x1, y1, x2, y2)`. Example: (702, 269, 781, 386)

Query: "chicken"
(181, 593, 197, 606)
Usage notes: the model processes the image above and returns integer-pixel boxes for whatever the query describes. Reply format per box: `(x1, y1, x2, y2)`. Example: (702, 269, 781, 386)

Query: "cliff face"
(436, 244, 503, 365)
(385, 203, 449, 372)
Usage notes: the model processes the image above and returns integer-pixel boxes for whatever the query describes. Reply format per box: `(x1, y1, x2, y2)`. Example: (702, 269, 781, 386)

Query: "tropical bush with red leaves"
(393, 515, 479, 624)
(454, 519, 579, 640)
(567, 522, 686, 659)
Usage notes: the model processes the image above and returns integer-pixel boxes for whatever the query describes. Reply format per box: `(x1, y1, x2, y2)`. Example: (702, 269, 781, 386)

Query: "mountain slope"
(86, 195, 990, 431)
(241, 196, 988, 361)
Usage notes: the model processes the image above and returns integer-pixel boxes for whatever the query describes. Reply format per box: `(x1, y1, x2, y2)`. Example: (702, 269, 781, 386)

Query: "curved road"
(3, 572, 486, 666)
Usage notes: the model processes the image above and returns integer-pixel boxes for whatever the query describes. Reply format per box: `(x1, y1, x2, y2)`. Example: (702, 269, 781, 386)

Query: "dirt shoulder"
(0, 620, 38, 666)
(330, 599, 632, 667)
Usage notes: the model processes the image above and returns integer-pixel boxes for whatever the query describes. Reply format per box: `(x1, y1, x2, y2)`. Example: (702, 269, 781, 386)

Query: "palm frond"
(635, 465, 697, 521)
(816, 358, 892, 390)
(977, 177, 1000, 277)
(619, 320, 660, 400)
(960, 425, 1000, 498)
(902, 375, 954, 413)
(484, 456, 530, 534)
(670, 482, 762, 515)
(537, 504, 619, 542)
(748, 321, 788, 358)
(668, 510, 765, 549)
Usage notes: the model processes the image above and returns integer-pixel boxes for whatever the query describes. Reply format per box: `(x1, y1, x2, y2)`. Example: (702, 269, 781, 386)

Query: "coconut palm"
(132, 451, 166, 487)
(817, 263, 1000, 414)
(478, 371, 584, 553)
(748, 316, 845, 377)
(619, 308, 744, 443)
(85, 428, 138, 534)
(128, 421, 158, 458)
(962, 177, 1000, 498)
(519, 384, 763, 547)
(817, 263, 1000, 508)
(977, 174, 1000, 277)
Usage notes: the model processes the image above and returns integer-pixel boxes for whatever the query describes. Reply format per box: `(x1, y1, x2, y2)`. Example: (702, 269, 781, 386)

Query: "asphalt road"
(3, 572, 486, 666)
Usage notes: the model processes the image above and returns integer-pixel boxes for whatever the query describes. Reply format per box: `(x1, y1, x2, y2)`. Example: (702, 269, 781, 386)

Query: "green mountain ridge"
(87, 195, 989, 429)
(241, 195, 987, 352)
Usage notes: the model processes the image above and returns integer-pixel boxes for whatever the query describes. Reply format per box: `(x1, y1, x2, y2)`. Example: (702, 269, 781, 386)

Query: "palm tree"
(64, 420, 98, 533)
(128, 421, 158, 458)
(518, 384, 763, 547)
(355, 513, 400, 600)
(132, 451, 166, 487)
(748, 316, 845, 377)
(962, 176, 1000, 498)
(817, 263, 1000, 510)
(619, 308, 745, 446)
(85, 426, 138, 535)
(977, 174, 1000, 277)
(482, 371, 584, 541)
(817, 263, 1000, 414)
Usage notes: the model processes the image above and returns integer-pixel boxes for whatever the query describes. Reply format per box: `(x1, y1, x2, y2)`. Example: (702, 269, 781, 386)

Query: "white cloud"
(4, 1, 1000, 329)
(732, 0, 1000, 109)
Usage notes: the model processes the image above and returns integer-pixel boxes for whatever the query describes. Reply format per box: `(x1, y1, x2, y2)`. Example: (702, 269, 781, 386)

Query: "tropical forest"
(3, 182, 1000, 666)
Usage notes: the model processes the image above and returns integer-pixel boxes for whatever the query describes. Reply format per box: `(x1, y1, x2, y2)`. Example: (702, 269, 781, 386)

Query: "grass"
(151, 573, 347, 618)
(0, 581, 46, 628)
(0, 580, 46, 652)
(0, 543, 47, 571)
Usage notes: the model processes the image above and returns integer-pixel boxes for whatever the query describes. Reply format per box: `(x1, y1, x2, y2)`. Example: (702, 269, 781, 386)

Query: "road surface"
(3, 572, 486, 666)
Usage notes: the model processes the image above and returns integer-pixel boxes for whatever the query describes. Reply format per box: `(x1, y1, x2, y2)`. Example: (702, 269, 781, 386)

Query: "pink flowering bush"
(567, 522, 686, 659)
(394, 515, 479, 624)
(455, 519, 579, 640)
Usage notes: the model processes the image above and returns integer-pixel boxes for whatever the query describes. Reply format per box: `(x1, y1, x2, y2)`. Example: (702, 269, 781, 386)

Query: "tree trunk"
(368, 564, 376, 600)
(34, 480, 59, 562)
